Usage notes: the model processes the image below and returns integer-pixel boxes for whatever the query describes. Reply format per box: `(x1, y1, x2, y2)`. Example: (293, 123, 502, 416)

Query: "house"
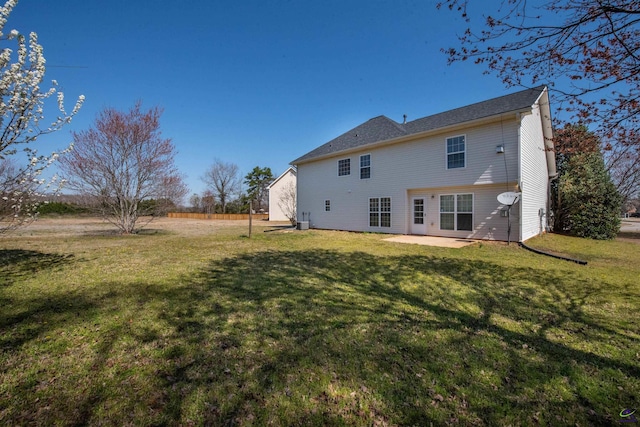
(290, 86, 556, 242)
(267, 166, 297, 222)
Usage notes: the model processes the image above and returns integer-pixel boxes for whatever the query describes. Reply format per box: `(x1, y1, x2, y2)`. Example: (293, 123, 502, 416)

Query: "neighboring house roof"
(267, 166, 297, 190)
(291, 85, 548, 165)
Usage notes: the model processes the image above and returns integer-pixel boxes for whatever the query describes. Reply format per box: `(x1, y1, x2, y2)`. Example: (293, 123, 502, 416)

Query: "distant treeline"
(33, 194, 191, 217)
(37, 201, 90, 215)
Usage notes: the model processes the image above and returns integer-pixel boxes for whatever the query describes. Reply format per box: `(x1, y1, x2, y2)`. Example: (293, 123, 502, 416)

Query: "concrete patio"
(383, 235, 479, 248)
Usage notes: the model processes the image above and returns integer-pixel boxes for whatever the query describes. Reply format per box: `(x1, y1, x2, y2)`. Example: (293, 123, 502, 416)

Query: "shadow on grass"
(78, 228, 171, 237)
(0, 249, 74, 279)
(618, 230, 640, 241)
(149, 250, 635, 425)
(1, 248, 637, 425)
(0, 249, 81, 351)
(0, 249, 90, 351)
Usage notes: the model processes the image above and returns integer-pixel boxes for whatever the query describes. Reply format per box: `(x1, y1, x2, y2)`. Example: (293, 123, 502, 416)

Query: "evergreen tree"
(553, 124, 622, 239)
(244, 166, 273, 212)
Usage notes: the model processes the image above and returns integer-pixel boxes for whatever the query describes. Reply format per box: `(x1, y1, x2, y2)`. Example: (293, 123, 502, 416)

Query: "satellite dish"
(497, 191, 521, 206)
(497, 191, 521, 245)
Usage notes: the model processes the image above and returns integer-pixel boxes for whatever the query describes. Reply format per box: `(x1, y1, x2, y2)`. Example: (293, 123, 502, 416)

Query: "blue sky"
(9, 0, 511, 197)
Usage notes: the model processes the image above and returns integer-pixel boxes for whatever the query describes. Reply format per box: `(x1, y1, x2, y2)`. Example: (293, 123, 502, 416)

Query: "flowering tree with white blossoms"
(0, 0, 84, 233)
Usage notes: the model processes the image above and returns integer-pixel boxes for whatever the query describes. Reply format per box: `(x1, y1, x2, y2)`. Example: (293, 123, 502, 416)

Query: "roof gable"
(267, 166, 297, 189)
(292, 85, 547, 165)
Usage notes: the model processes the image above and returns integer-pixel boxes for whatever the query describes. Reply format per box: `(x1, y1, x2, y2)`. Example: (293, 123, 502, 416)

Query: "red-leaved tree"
(438, 0, 640, 200)
(59, 102, 186, 234)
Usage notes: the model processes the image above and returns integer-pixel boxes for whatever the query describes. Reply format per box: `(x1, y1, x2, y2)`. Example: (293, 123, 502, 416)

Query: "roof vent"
(403, 114, 407, 124)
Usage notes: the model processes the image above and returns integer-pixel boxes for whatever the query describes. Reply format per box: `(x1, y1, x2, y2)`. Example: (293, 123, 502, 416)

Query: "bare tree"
(607, 142, 640, 201)
(152, 173, 189, 215)
(278, 181, 297, 225)
(189, 193, 202, 213)
(59, 103, 182, 234)
(201, 191, 216, 214)
(201, 159, 241, 214)
(0, 0, 84, 232)
(625, 197, 640, 215)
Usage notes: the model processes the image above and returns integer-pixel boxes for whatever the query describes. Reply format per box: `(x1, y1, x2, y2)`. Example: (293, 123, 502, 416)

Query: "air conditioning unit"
(297, 221, 309, 230)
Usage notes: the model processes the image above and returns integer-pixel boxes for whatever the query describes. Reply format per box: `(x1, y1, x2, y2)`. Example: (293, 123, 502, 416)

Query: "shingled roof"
(291, 85, 547, 165)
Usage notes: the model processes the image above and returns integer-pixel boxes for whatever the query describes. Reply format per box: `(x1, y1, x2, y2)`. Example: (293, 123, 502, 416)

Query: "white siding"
(296, 118, 522, 236)
(519, 102, 550, 241)
(268, 168, 297, 221)
(408, 184, 520, 241)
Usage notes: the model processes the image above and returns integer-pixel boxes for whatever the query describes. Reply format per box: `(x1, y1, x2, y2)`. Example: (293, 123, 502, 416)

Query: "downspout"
(516, 112, 525, 242)
(519, 241, 587, 265)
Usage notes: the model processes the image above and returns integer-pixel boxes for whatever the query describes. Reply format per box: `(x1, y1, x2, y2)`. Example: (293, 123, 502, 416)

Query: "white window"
(380, 197, 391, 227)
(446, 135, 466, 169)
(369, 197, 391, 228)
(338, 158, 350, 176)
(325, 200, 331, 211)
(440, 194, 473, 231)
(360, 154, 371, 179)
(369, 198, 379, 227)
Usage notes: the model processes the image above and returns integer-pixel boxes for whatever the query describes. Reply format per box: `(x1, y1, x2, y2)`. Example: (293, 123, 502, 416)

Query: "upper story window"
(325, 200, 331, 211)
(446, 135, 466, 169)
(338, 158, 351, 176)
(360, 154, 371, 179)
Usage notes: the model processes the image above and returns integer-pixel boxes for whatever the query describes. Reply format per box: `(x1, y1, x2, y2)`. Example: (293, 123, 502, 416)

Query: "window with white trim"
(325, 200, 331, 211)
(440, 193, 473, 231)
(369, 198, 379, 227)
(446, 135, 466, 169)
(360, 154, 371, 179)
(380, 197, 391, 227)
(369, 197, 391, 228)
(338, 158, 350, 176)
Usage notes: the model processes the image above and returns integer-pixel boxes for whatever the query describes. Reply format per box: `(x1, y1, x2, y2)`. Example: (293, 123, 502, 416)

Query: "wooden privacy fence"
(168, 212, 269, 221)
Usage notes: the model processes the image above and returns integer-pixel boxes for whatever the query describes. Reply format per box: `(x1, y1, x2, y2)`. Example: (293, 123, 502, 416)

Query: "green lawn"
(1, 219, 638, 426)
